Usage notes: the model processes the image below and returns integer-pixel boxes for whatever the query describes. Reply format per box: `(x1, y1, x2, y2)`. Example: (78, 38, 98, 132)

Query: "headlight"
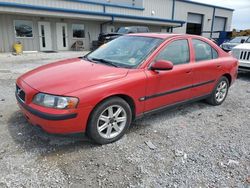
(33, 93, 78, 109)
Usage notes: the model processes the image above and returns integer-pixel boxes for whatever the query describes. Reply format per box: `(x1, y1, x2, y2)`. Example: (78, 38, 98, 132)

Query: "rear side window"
(156, 39, 190, 65)
(192, 39, 219, 61)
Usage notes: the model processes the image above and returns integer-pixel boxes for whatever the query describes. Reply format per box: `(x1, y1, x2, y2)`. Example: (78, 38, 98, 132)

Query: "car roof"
(128, 33, 192, 39)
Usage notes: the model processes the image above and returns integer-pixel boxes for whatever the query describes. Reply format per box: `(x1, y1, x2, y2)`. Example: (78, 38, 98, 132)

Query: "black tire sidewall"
(87, 97, 132, 144)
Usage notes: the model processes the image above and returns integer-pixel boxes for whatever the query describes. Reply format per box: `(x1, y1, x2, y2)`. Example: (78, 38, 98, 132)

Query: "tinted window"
(192, 39, 218, 61)
(14, 20, 33, 38)
(156, 40, 190, 65)
(72, 24, 85, 38)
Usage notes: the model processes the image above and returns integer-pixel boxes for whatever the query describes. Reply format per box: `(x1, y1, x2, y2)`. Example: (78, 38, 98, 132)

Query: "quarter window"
(14, 20, 33, 38)
(155, 39, 190, 65)
(72, 24, 85, 38)
(192, 39, 218, 61)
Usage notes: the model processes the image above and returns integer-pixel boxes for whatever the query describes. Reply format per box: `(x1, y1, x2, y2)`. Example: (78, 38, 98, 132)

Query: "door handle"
(186, 69, 192, 74)
(217, 65, 222, 68)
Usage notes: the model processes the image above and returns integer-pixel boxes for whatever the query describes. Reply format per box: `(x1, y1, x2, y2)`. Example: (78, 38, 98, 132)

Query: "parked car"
(220, 36, 249, 52)
(97, 26, 149, 45)
(231, 37, 250, 72)
(16, 34, 238, 144)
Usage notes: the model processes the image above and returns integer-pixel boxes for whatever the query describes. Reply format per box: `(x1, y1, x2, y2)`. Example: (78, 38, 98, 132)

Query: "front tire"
(206, 76, 229, 106)
(87, 97, 132, 144)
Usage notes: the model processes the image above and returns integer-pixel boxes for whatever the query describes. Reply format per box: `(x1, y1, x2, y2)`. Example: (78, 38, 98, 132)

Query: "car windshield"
(245, 37, 250, 43)
(229, 36, 248, 43)
(86, 36, 163, 68)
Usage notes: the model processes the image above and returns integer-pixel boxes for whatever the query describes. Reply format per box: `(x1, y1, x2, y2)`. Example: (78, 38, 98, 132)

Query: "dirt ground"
(0, 52, 249, 187)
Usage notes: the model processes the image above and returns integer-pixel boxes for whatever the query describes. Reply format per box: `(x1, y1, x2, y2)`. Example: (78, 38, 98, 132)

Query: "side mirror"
(241, 39, 245, 43)
(150, 60, 174, 71)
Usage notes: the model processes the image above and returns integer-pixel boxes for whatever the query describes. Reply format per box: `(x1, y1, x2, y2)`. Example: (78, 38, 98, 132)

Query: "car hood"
(222, 42, 239, 46)
(20, 58, 129, 95)
(233, 43, 250, 50)
(221, 43, 239, 49)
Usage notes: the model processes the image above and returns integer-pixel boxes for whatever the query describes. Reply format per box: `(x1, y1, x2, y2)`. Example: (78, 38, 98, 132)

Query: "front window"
(72, 24, 85, 38)
(155, 39, 190, 65)
(14, 20, 33, 38)
(87, 36, 163, 68)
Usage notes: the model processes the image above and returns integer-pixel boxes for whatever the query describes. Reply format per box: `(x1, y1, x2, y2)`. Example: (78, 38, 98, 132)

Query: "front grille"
(16, 85, 26, 102)
(239, 50, 250, 61)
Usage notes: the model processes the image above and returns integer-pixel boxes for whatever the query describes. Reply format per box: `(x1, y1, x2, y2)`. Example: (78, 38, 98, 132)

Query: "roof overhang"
(0, 2, 185, 27)
(114, 17, 183, 27)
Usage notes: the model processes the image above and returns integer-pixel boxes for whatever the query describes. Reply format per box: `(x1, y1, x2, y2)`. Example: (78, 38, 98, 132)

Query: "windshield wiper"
(91, 58, 118, 67)
(82, 55, 93, 62)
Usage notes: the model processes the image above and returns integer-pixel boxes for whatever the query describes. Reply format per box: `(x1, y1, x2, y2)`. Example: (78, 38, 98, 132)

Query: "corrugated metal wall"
(0, 0, 173, 19)
(105, 7, 143, 16)
(0, 0, 103, 12)
(0, 14, 101, 52)
(0, 14, 39, 52)
(143, 0, 173, 18)
(0, 0, 233, 52)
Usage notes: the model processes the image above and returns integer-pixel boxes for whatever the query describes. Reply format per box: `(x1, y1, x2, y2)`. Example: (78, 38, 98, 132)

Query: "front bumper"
(16, 80, 92, 134)
(238, 60, 250, 72)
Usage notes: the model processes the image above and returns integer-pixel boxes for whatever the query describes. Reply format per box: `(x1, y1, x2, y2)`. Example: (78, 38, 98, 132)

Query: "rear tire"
(206, 76, 229, 106)
(87, 97, 132, 145)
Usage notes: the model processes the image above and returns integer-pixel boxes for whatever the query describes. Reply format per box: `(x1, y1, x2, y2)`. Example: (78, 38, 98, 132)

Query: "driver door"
(144, 39, 194, 112)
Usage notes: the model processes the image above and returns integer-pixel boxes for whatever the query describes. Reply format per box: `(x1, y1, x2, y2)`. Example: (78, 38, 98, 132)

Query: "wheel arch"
(86, 93, 136, 132)
(222, 73, 232, 86)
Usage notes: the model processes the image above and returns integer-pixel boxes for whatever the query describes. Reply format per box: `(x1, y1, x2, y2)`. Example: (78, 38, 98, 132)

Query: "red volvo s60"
(16, 34, 238, 144)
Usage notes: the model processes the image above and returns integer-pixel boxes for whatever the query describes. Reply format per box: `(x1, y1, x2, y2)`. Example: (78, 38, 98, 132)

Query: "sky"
(190, 0, 250, 30)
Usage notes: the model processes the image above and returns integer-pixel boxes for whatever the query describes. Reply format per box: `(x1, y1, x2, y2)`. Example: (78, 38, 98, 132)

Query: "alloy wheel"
(215, 80, 228, 103)
(97, 105, 127, 139)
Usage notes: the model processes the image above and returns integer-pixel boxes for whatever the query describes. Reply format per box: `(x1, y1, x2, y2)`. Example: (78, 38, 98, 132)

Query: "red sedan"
(16, 34, 238, 144)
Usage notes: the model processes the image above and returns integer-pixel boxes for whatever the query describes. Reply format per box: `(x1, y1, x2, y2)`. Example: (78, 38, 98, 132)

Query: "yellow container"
(13, 42, 23, 54)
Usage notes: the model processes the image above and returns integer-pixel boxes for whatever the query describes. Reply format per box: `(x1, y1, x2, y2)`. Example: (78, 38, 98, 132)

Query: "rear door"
(190, 38, 224, 97)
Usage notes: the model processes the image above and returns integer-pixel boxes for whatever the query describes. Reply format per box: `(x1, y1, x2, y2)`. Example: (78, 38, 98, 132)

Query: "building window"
(72, 24, 85, 38)
(14, 20, 33, 38)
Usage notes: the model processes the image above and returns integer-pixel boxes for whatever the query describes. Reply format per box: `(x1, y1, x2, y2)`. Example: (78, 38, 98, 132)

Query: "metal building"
(0, 0, 233, 52)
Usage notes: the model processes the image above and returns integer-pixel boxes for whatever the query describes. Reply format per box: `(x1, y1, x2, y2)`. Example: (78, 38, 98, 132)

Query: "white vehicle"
(221, 36, 249, 52)
(231, 37, 250, 72)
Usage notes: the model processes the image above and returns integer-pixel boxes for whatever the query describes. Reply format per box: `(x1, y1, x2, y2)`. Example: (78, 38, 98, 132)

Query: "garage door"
(213, 16, 226, 32)
(186, 13, 203, 35)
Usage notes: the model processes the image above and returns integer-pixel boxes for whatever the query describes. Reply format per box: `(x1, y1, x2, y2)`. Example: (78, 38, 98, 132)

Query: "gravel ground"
(0, 52, 249, 187)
